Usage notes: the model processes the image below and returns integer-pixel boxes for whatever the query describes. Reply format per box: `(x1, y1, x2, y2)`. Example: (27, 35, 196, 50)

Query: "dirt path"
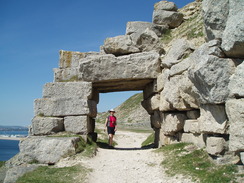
(83, 130, 193, 183)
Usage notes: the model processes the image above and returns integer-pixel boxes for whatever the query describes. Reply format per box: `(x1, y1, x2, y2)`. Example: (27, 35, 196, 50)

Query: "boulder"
(34, 98, 96, 117)
(150, 24, 169, 37)
(159, 132, 178, 146)
(150, 111, 162, 129)
(221, 0, 244, 58)
(180, 133, 205, 148)
(17, 137, 81, 164)
(160, 72, 199, 111)
(159, 91, 173, 111)
(226, 99, 244, 152)
(207, 39, 225, 58)
(64, 116, 87, 134)
(186, 110, 200, 119)
(58, 50, 100, 69)
(31, 116, 64, 135)
(228, 61, 244, 98)
(143, 81, 157, 100)
(240, 152, 244, 164)
(153, 10, 183, 28)
(3, 164, 40, 183)
(161, 39, 194, 68)
(136, 28, 164, 54)
(161, 112, 187, 135)
(154, 1, 178, 11)
(103, 35, 140, 56)
(54, 67, 79, 82)
(157, 68, 170, 92)
(206, 137, 226, 155)
(202, 0, 229, 40)
(141, 94, 160, 114)
(198, 104, 228, 134)
(184, 120, 200, 134)
(43, 82, 93, 99)
(188, 43, 236, 104)
(126, 21, 152, 43)
(79, 51, 160, 82)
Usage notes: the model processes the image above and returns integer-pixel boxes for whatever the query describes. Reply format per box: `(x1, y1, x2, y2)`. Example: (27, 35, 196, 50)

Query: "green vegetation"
(60, 75, 79, 82)
(16, 165, 89, 183)
(141, 133, 154, 148)
(156, 143, 241, 183)
(161, 29, 173, 44)
(0, 161, 5, 168)
(119, 93, 143, 111)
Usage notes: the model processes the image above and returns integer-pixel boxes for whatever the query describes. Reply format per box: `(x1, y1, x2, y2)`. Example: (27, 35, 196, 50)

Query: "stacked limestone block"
(10, 81, 98, 166)
(32, 82, 97, 135)
(140, 0, 244, 165)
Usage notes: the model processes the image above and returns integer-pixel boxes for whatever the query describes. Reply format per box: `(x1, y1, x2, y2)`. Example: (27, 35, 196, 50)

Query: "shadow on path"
(96, 142, 155, 151)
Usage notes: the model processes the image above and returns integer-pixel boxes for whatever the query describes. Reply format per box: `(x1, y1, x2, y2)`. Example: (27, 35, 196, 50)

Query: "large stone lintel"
(93, 79, 153, 93)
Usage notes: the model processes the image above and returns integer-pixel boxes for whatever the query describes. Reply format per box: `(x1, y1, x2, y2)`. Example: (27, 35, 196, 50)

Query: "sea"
(0, 131, 28, 161)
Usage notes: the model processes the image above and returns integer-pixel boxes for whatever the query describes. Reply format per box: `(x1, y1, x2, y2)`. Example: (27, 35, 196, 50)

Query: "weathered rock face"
(222, 0, 244, 58)
(161, 38, 194, 68)
(184, 119, 200, 134)
(31, 116, 64, 136)
(34, 82, 97, 118)
(153, 1, 183, 28)
(228, 61, 244, 98)
(161, 112, 187, 135)
(188, 42, 236, 104)
(103, 35, 140, 56)
(203, 0, 244, 58)
(206, 137, 226, 155)
(64, 116, 88, 134)
(6, 137, 81, 167)
(202, 0, 229, 40)
(43, 82, 93, 99)
(198, 104, 228, 134)
(226, 99, 244, 152)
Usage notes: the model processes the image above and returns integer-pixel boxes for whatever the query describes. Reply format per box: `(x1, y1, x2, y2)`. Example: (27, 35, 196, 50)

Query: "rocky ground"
(57, 124, 194, 183)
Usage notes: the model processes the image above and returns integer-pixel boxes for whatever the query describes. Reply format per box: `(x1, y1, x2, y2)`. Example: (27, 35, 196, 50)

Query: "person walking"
(104, 109, 117, 148)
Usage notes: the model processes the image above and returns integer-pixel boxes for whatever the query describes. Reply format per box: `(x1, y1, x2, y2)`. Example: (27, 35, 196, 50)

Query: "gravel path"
(83, 130, 194, 183)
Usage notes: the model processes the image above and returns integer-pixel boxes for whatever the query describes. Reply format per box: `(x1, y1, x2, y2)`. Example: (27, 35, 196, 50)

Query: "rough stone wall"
(142, 0, 244, 165)
(6, 1, 244, 176)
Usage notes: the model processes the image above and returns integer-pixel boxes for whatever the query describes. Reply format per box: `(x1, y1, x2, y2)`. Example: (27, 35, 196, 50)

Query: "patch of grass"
(141, 133, 154, 148)
(80, 137, 97, 157)
(161, 29, 173, 44)
(60, 75, 79, 82)
(16, 165, 89, 183)
(156, 143, 240, 183)
(119, 93, 143, 111)
(0, 161, 5, 168)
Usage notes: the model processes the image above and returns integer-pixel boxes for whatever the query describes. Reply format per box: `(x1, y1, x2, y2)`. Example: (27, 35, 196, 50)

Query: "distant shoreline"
(0, 137, 25, 141)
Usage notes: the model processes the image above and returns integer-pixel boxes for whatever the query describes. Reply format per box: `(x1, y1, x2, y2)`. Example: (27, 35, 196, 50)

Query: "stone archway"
(31, 50, 161, 142)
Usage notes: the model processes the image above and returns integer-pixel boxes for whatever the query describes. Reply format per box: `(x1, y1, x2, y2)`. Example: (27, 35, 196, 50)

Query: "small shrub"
(0, 161, 5, 168)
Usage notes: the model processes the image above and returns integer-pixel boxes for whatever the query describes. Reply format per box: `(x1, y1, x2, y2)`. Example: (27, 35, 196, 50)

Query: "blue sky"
(0, 0, 193, 126)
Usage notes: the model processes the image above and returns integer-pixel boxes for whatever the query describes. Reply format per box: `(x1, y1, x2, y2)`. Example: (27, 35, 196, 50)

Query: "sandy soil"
(82, 129, 194, 183)
(56, 124, 194, 183)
